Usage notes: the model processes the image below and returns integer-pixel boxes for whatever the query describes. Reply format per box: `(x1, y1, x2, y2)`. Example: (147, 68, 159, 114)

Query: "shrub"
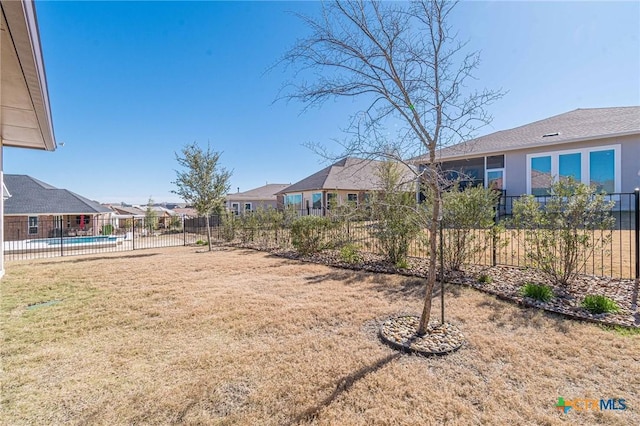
(195, 239, 209, 246)
(220, 211, 236, 242)
(477, 273, 493, 284)
(582, 294, 619, 314)
(440, 185, 501, 272)
(290, 216, 334, 255)
(373, 161, 420, 265)
(237, 212, 259, 243)
(510, 178, 615, 285)
(395, 258, 410, 269)
(520, 282, 554, 302)
(101, 224, 114, 235)
(339, 243, 361, 264)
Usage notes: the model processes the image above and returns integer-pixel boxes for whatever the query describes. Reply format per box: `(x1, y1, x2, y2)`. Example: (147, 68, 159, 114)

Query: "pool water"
(29, 236, 118, 245)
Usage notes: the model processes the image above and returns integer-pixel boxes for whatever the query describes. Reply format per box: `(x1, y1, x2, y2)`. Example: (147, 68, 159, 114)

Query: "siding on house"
(416, 107, 640, 198)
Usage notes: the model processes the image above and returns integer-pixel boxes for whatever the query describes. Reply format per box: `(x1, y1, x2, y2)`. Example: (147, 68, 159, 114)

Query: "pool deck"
(3, 236, 125, 254)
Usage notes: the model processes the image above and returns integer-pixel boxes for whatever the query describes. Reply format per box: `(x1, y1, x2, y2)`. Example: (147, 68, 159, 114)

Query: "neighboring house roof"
(108, 205, 146, 217)
(416, 106, 640, 162)
(137, 205, 178, 216)
(278, 157, 415, 194)
(173, 207, 198, 218)
(227, 183, 290, 202)
(3, 175, 112, 215)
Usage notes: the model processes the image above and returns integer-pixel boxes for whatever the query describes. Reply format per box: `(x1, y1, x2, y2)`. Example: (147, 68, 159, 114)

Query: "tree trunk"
(417, 182, 441, 335)
(206, 214, 212, 252)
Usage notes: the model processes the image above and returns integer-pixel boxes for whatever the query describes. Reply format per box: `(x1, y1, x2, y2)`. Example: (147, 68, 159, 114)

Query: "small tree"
(145, 197, 158, 235)
(440, 185, 500, 272)
(510, 178, 615, 285)
(282, 0, 503, 334)
(172, 143, 232, 251)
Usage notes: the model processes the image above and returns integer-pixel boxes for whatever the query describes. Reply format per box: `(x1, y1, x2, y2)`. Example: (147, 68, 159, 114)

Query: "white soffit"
(1, 0, 56, 151)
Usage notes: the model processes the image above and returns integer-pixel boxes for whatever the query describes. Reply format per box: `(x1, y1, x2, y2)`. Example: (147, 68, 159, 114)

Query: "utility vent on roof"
(542, 132, 559, 138)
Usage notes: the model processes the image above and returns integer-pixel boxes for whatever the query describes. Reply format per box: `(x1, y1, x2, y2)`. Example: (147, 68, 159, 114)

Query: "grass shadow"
(30, 253, 159, 265)
(288, 352, 402, 425)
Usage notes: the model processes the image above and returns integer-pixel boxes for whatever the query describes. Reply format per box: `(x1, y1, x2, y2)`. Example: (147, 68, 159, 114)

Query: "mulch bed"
(229, 242, 640, 328)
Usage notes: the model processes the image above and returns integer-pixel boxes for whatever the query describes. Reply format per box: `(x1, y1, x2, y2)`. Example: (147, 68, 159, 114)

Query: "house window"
(244, 203, 252, 212)
(285, 194, 302, 210)
(485, 155, 505, 190)
(231, 203, 240, 215)
(487, 170, 504, 190)
(441, 157, 484, 188)
(590, 149, 615, 193)
(559, 152, 581, 182)
(530, 156, 552, 195)
(326, 192, 337, 209)
(347, 193, 358, 204)
(526, 145, 621, 195)
(28, 216, 38, 235)
(75, 215, 90, 225)
(312, 193, 322, 209)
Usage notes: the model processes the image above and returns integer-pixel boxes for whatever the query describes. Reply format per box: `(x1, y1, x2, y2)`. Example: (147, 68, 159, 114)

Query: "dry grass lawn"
(1, 246, 639, 425)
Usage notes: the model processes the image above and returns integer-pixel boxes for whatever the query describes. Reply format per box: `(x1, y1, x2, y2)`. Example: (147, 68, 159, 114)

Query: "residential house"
(140, 205, 179, 229)
(0, 1, 58, 276)
(414, 107, 640, 199)
(4, 175, 112, 241)
(277, 157, 415, 215)
(107, 204, 146, 232)
(226, 183, 290, 214)
(172, 207, 198, 219)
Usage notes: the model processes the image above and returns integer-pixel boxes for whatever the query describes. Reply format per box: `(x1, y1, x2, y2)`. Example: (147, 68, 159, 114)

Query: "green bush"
(220, 211, 236, 242)
(510, 178, 614, 285)
(339, 243, 361, 264)
(237, 212, 259, 243)
(101, 224, 114, 235)
(395, 258, 410, 269)
(290, 216, 334, 255)
(441, 185, 501, 272)
(520, 282, 554, 302)
(477, 273, 493, 284)
(195, 239, 209, 246)
(373, 161, 420, 265)
(582, 294, 619, 314)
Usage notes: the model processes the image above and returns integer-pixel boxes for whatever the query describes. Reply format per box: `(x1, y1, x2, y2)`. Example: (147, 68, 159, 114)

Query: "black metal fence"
(3, 216, 212, 261)
(223, 190, 640, 279)
(4, 190, 639, 279)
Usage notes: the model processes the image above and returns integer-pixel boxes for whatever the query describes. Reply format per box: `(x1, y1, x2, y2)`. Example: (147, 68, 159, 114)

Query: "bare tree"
(281, 0, 502, 334)
(172, 143, 232, 251)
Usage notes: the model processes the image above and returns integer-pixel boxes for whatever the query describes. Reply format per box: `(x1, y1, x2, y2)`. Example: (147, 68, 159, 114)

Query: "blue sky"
(4, 0, 639, 204)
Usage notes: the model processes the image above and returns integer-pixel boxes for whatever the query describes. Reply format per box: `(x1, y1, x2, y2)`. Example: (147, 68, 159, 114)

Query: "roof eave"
(424, 130, 640, 163)
(2, 0, 56, 151)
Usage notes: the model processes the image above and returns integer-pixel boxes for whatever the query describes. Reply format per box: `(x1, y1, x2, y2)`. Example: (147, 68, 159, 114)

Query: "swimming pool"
(29, 236, 118, 245)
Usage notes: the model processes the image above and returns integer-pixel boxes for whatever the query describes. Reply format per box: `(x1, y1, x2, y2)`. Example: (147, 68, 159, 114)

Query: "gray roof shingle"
(4, 175, 112, 215)
(227, 183, 291, 201)
(416, 106, 640, 162)
(278, 157, 415, 193)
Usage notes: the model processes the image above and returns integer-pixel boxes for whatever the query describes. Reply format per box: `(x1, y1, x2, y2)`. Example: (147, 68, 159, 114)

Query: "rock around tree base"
(379, 315, 465, 355)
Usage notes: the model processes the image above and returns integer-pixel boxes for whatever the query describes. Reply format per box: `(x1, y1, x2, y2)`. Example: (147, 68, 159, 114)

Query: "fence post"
(635, 188, 639, 280)
(492, 200, 499, 267)
(60, 223, 64, 257)
(132, 216, 135, 250)
(183, 215, 186, 246)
